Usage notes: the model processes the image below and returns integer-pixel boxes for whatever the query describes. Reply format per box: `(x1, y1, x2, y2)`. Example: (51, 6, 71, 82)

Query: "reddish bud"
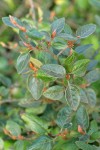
(9, 15, 17, 25)
(78, 125, 85, 135)
(50, 11, 56, 20)
(47, 41, 51, 47)
(69, 48, 73, 56)
(66, 74, 70, 80)
(29, 62, 38, 72)
(51, 30, 56, 38)
(43, 88, 47, 92)
(77, 36, 80, 38)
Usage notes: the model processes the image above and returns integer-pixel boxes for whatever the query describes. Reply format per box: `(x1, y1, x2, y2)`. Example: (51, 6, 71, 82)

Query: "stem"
(29, 0, 36, 21)
(57, 46, 69, 57)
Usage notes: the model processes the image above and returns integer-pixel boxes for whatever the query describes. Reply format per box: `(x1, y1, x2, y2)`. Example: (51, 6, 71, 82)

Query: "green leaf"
(21, 114, 47, 134)
(75, 44, 93, 54)
(28, 76, 44, 100)
(43, 85, 64, 100)
(86, 88, 96, 107)
(91, 131, 100, 140)
(16, 52, 30, 74)
(27, 136, 52, 150)
(52, 41, 67, 50)
(85, 69, 100, 84)
(80, 88, 96, 107)
(14, 141, 25, 150)
(76, 106, 89, 130)
(76, 24, 96, 38)
(62, 139, 79, 150)
(2, 17, 17, 28)
(27, 28, 44, 40)
(2, 16, 25, 29)
(72, 59, 90, 77)
(65, 84, 80, 111)
(0, 138, 4, 150)
(0, 74, 11, 87)
(37, 70, 56, 82)
(41, 64, 66, 78)
(56, 106, 73, 128)
(88, 120, 98, 135)
(76, 141, 98, 150)
(6, 120, 21, 136)
(51, 18, 65, 34)
(64, 52, 77, 72)
(41, 31, 51, 42)
(64, 24, 73, 35)
(87, 60, 98, 71)
(80, 89, 88, 104)
(30, 57, 43, 68)
(57, 33, 77, 41)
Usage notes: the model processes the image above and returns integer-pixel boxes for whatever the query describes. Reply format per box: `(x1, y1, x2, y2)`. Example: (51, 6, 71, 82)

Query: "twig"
(0, 99, 18, 105)
(29, 0, 36, 21)
(57, 46, 69, 57)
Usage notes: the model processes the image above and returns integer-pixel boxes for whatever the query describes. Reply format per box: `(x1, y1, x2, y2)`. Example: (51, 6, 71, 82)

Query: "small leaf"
(62, 139, 79, 150)
(76, 24, 96, 38)
(6, 120, 21, 136)
(57, 33, 77, 41)
(91, 131, 100, 140)
(41, 64, 66, 78)
(64, 52, 77, 72)
(72, 59, 90, 77)
(87, 60, 98, 71)
(85, 69, 100, 84)
(30, 57, 43, 68)
(14, 141, 25, 150)
(27, 136, 52, 150)
(75, 44, 93, 54)
(80, 89, 88, 104)
(37, 70, 56, 82)
(88, 120, 98, 135)
(64, 24, 73, 35)
(52, 41, 67, 50)
(80, 88, 96, 107)
(65, 83, 80, 111)
(56, 106, 73, 128)
(51, 18, 65, 35)
(16, 52, 30, 74)
(76, 141, 98, 150)
(43, 85, 64, 100)
(2, 17, 17, 28)
(86, 88, 96, 107)
(76, 106, 89, 130)
(21, 114, 48, 134)
(28, 76, 44, 100)
(0, 74, 11, 87)
(27, 28, 44, 40)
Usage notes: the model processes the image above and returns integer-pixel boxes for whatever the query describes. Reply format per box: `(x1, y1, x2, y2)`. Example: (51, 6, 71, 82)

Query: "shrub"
(2, 16, 100, 149)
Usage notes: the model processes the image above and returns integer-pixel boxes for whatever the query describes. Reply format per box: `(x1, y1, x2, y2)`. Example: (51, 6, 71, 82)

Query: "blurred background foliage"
(0, 0, 100, 149)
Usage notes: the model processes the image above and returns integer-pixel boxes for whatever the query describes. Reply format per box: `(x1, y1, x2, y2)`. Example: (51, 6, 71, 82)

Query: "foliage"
(0, 0, 100, 149)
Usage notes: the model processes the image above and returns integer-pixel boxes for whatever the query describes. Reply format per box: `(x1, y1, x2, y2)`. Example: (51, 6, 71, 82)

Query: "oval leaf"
(43, 85, 64, 100)
(76, 106, 89, 130)
(76, 24, 96, 38)
(65, 84, 80, 111)
(28, 76, 44, 100)
(16, 52, 30, 74)
(41, 64, 66, 78)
